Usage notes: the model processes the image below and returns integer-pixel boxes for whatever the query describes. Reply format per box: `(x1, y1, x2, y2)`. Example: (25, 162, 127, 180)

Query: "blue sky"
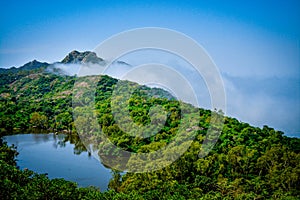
(0, 0, 299, 136)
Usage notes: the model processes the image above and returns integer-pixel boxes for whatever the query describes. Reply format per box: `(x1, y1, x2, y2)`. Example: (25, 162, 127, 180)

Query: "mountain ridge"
(0, 50, 106, 73)
(0, 50, 131, 76)
(0, 60, 50, 74)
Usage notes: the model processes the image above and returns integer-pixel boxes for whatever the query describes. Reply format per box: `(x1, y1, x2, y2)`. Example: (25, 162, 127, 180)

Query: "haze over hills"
(0, 50, 105, 72)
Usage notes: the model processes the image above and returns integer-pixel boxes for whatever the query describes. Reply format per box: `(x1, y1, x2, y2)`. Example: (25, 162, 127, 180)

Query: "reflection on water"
(4, 133, 112, 191)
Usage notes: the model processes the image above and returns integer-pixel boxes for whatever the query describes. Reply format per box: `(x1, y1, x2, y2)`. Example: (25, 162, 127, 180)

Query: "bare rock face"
(61, 50, 104, 64)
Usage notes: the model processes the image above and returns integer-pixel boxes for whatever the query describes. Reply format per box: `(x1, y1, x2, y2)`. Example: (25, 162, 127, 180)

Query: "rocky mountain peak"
(61, 50, 104, 64)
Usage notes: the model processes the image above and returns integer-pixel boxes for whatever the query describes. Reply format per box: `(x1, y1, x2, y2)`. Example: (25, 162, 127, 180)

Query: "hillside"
(0, 51, 299, 199)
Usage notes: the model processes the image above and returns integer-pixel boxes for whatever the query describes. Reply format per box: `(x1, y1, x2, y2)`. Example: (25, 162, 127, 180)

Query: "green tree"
(29, 112, 48, 129)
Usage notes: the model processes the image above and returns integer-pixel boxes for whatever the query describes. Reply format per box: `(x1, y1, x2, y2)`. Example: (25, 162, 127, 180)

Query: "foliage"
(0, 65, 299, 199)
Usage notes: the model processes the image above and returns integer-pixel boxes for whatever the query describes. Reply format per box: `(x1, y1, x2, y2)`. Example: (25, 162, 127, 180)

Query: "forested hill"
(0, 51, 299, 199)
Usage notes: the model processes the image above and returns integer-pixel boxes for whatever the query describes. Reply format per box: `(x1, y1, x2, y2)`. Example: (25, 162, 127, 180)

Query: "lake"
(3, 133, 112, 191)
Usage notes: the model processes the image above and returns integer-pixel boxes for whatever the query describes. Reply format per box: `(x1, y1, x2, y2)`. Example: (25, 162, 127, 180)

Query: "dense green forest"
(0, 53, 299, 199)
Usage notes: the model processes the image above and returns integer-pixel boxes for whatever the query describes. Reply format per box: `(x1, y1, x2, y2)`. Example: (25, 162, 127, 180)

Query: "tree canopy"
(0, 66, 299, 199)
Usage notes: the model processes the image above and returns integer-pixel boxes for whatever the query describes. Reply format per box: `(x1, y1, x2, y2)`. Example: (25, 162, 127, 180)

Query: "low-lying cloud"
(46, 63, 81, 76)
(223, 74, 300, 137)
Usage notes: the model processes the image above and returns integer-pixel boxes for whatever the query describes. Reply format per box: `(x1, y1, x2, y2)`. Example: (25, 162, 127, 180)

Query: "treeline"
(0, 67, 75, 134)
(0, 66, 299, 199)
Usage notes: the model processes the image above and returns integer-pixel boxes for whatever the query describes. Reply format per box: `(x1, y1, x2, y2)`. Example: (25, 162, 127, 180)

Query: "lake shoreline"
(1, 128, 75, 137)
(3, 133, 112, 191)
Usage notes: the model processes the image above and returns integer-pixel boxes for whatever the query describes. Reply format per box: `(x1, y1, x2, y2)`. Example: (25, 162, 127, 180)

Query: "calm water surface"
(4, 133, 112, 191)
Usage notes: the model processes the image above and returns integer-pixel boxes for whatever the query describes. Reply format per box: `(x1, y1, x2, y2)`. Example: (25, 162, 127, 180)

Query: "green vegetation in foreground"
(0, 57, 300, 199)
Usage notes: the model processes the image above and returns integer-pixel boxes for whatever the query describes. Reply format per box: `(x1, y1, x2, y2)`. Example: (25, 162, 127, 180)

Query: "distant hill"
(0, 60, 50, 74)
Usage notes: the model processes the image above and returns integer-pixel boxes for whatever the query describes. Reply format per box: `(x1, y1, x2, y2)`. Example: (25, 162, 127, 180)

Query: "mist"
(223, 74, 300, 137)
(46, 60, 132, 78)
(46, 63, 81, 76)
